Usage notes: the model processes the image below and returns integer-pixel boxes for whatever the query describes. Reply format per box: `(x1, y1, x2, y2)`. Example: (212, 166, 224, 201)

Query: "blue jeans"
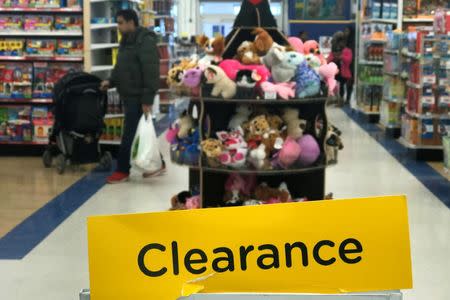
(117, 100, 142, 173)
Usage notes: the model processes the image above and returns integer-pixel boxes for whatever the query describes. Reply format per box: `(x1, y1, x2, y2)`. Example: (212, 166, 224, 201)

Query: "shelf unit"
(0, 4, 84, 146)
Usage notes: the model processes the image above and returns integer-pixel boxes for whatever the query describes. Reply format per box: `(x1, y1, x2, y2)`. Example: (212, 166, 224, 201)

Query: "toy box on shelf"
(25, 39, 56, 56)
(101, 117, 124, 142)
(23, 15, 53, 32)
(0, 39, 24, 57)
(0, 15, 23, 32)
(31, 106, 53, 142)
(32, 62, 82, 98)
(30, 0, 60, 9)
(54, 15, 82, 32)
(0, 62, 32, 99)
(0, 106, 32, 142)
(56, 39, 83, 57)
(0, 0, 29, 8)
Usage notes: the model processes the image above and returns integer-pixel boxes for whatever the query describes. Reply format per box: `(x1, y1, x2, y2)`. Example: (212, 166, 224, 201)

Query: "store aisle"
(0, 108, 448, 300)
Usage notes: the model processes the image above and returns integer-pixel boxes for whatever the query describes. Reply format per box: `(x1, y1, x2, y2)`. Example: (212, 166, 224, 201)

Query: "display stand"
(79, 289, 402, 300)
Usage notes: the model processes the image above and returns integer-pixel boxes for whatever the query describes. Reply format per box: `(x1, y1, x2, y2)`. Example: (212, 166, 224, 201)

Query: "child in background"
(328, 29, 354, 105)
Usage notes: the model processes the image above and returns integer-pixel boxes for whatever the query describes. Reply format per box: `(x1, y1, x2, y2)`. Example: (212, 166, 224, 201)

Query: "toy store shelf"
(359, 60, 384, 66)
(0, 31, 82, 36)
(99, 140, 121, 145)
(0, 7, 83, 13)
(0, 56, 83, 62)
(0, 140, 47, 145)
(362, 18, 398, 24)
(201, 165, 326, 176)
(403, 17, 434, 23)
(398, 137, 443, 150)
(198, 97, 328, 105)
(104, 114, 124, 119)
(0, 98, 53, 104)
(91, 65, 114, 72)
(405, 109, 450, 119)
(90, 23, 118, 30)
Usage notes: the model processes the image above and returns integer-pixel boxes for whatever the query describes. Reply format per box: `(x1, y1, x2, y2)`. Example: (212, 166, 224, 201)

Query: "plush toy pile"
(222, 174, 308, 207)
(166, 110, 200, 166)
(201, 105, 324, 170)
(167, 28, 339, 100)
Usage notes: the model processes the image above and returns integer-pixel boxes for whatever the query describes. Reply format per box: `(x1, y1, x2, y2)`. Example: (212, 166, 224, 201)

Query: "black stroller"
(42, 72, 112, 174)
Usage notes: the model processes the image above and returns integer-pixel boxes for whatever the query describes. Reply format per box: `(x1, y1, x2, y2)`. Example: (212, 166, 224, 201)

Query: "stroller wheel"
(55, 154, 66, 174)
(42, 150, 53, 168)
(99, 151, 113, 171)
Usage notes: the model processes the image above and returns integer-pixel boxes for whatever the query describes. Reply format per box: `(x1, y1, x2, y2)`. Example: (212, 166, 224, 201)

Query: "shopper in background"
(100, 9, 165, 184)
(328, 29, 354, 105)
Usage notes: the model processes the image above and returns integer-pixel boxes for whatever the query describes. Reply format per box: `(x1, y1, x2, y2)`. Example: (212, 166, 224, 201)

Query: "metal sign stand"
(79, 289, 402, 300)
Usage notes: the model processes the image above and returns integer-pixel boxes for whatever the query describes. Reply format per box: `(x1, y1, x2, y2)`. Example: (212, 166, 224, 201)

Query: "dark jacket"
(110, 27, 160, 105)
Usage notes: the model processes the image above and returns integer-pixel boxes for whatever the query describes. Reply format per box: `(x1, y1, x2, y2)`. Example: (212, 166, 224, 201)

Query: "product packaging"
(25, 39, 56, 56)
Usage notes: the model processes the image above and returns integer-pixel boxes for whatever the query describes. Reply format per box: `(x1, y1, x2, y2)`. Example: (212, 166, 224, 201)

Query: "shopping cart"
(79, 289, 402, 300)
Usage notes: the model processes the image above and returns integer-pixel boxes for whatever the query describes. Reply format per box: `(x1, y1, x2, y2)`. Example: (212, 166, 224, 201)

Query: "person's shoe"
(107, 171, 129, 184)
(143, 161, 166, 178)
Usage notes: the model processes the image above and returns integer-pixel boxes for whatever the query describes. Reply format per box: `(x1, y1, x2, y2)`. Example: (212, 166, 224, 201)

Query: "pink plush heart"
(248, 0, 262, 5)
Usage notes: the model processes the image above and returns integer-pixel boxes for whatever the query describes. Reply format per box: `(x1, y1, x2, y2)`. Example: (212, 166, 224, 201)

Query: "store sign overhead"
(87, 196, 412, 300)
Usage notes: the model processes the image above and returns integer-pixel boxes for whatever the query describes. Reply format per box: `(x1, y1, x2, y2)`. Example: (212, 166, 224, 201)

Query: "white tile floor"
(0, 108, 449, 300)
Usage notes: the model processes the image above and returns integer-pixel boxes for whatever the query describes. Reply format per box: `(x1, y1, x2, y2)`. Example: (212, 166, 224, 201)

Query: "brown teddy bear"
(201, 138, 223, 167)
(254, 182, 291, 203)
(235, 41, 261, 65)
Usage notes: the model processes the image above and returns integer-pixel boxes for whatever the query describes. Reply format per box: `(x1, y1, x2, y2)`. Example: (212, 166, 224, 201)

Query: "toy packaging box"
(54, 16, 82, 32)
(56, 39, 83, 57)
(24, 15, 53, 32)
(0, 106, 32, 142)
(32, 62, 82, 98)
(0, 39, 25, 57)
(31, 106, 53, 142)
(0, 62, 33, 99)
(0, 0, 30, 8)
(0, 15, 23, 32)
(31, 0, 60, 8)
(26, 39, 56, 56)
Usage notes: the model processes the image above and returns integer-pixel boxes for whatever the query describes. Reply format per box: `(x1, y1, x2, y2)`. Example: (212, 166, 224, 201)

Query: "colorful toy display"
(24, 15, 53, 32)
(0, 63, 32, 99)
(30, 0, 60, 8)
(0, 39, 24, 57)
(56, 39, 83, 57)
(25, 39, 55, 56)
(0, 15, 23, 31)
(0, 106, 32, 142)
(54, 15, 82, 32)
(32, 62, 82, 98)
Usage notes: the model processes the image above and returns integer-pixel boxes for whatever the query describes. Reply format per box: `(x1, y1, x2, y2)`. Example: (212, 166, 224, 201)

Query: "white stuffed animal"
(204, 65, 237, 99)
(249, 144, 267, 169)
(228, 105, 252, 130)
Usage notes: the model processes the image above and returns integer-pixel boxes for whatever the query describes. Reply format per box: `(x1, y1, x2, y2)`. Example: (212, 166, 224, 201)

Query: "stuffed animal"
(185, 195, 201, 209)
(319, 62, 339, 96)
(167, 65, 185, 87)
(325, 125, 344, 164)
(235, 41, 261, 65)
(182, 67, 203, 88)
(249, 143, 267, 169)
(170, 191, 192, 210)
(177, 110, 194, 139)
(165, 122, 179, 144)
(196, 34, 225, 69)
(246, 115, 271, 148)
(271, 136, 301, 169)
(225, 173, 256, 197)
(272, 51, 304, 83)
(204, 65, 237, 99)
(303, 40, 326, 65)
(278, 182, 293, 202)
(260, 81, 296, 100)
(288, 37, 304, 54)
(282, 108, 307, 140)
(254, 182, 291, 203)
(235, 70, 259, 98)
(201, 138, 223, 167)
(216, 129, 248, 168)
(294, 61, 321, 98)
(297, 134, 320, 166)
(219, 59, 270, 85)
(267, 114, 284, 130)
(253, 27, 275, 56)
(305, 53, 322, 72)
(228, 105, 252, 130)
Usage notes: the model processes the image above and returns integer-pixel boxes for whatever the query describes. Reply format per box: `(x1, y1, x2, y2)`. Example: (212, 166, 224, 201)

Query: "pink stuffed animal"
(288, 37, 304, 54)
(216, 129, 248, 169)
(303, 40, 326, 65)
(219, 59, 271, 85)
(185, 195, 201, 209)
(271, 137, 301, 169)
(260, 81, 296, 100)
(165, 123, 179, 144)
(319, 62, 339, 96)
(225, 173, 256, 197)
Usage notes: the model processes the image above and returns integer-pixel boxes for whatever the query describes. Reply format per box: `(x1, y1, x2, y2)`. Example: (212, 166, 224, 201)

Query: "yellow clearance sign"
(87, 196, 412, 300)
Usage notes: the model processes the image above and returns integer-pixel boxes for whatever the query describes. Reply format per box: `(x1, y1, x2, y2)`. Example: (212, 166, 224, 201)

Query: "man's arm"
(138, 34, 160, 105)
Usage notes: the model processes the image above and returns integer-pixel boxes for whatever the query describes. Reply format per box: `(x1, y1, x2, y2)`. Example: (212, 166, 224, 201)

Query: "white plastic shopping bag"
(130, 113, 162, 173)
